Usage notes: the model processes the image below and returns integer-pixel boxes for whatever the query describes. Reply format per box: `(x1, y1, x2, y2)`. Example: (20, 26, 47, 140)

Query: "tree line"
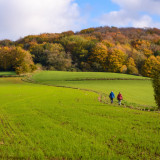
(0, 26, 160, 77)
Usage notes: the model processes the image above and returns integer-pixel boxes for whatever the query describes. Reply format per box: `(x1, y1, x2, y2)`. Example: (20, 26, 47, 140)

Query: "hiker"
(109, 91, 115, 104)
(117, 92, 123, 105)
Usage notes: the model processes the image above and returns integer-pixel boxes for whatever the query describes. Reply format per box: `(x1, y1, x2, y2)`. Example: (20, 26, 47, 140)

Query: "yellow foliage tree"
(107, 48, 126, 72)
(11, 47, 36, 74)
(157, 56, 160, 62)
(89, 43, 108, 70)
(0, 47, 36, 74)
(142, 55, 160, 77)
(127, 57, 136, 67)
(143, 48, 153, 57)
(102, 40, 114, 48)
(127, 57, 139, 75)
(132, 40, 153, 57)
(120, 65, 127, 73)
(0, 47, 12, 70)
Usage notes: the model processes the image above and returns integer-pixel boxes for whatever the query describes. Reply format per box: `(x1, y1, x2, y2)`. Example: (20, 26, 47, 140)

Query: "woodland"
(0, 26, 160, 76)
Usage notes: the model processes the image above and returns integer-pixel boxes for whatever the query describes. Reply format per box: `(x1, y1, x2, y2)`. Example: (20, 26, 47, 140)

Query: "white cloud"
(99, 10, 131, 26)
(0, 0, 82, 40)
(112, 0, 160, 14)
(132, 15, 152, 28)
(98, 0, 160, 28)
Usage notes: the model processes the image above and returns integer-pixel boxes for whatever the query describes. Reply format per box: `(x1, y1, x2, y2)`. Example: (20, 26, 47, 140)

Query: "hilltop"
(0, 26, 160, 76)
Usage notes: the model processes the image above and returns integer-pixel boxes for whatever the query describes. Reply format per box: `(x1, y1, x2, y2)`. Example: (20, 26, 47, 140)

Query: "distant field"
(32, 71, 148, 81)
(32, 71, 155, 108)
(0, 71, 16, 76)
(0, 77, 159, 159)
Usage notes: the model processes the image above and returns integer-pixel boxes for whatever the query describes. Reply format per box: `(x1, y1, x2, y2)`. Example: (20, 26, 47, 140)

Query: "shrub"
(152, 70, 160, 109)
(127, 65, 139, 75)
(120, 65, 127, 73)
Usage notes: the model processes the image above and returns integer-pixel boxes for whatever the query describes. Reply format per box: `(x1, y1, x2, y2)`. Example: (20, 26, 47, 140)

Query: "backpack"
(118, 94, 123, 100)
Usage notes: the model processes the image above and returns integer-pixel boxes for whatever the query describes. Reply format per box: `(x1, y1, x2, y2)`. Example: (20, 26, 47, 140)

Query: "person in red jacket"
(117, 92, 123, 105)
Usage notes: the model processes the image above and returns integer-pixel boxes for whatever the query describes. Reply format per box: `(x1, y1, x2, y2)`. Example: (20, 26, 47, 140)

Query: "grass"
(32, 71, 148, 81)
(0, 71, 16, 76)
(0, 77, 160, 159)
(32, 71, 155, 109)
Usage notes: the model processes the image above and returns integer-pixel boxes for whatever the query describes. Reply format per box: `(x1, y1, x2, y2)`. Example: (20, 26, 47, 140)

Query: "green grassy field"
(0, 71, 16, 76)
(32, 71, 155, 109)
(32, 71, 148, 81)
(0, 72, 159, 159)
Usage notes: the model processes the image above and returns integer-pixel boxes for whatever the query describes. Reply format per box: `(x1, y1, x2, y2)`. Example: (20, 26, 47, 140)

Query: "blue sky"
(77, 0, 160, 29)
(0, 0, 160, 40)
(77, 0, 120, 29)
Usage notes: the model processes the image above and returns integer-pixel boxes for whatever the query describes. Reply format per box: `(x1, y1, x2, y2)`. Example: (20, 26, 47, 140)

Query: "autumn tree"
(127, 57, 139, 75)
(46, 43, 72, 70)
(107, 48, 126, 72)
(1, 26, 160, 76)
(0, 40, 13, 47)
(132, 50, 146, 72)
(29, 42, 72, 70)
(150, 43, 160, 56)
(61, 31, 74, 37)
(0, 47, 36, 74)
(0, 47, 12, 71)
(61, 35, 96, 70)
(80, 28, 95, 34)
(102, 40, 114, 48)
(120, 65, 127, 73)
(29, 43, 48, 66)
(142, 56, 160, 77)
(89, 42, 108, 71)
(131, 40, 153, 57)
(11, 47, 36, 74)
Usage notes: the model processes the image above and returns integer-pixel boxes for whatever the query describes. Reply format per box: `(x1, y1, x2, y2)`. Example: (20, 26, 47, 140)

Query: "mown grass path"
(0, 75, 159, 159)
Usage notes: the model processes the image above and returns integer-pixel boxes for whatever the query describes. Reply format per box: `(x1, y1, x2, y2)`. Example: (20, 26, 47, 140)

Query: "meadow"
(32, 71, 155, 109)
(0, 72, 159, 159)
(0, 72, 16, 76)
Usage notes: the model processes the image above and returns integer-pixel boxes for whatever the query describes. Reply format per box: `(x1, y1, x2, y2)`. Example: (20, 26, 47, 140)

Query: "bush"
(35, 63, 43, 70)
(152, 70, 160, 109)
(120, 65, 127, 73)
(127, 65, 139, 75)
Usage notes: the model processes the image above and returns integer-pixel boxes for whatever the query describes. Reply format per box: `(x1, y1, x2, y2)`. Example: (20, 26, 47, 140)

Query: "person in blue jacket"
(109, 91, 115, 104)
